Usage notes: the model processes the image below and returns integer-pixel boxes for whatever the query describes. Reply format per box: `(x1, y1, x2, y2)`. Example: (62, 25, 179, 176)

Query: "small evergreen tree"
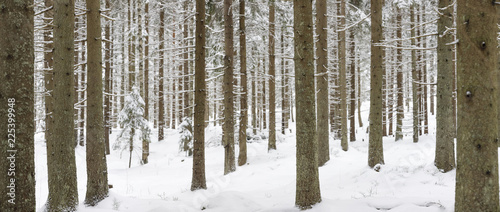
(179, 117, 193, 156)
(116, 86, 151, 168)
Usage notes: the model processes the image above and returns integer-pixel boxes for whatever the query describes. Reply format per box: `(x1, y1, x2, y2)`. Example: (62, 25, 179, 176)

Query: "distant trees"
(454, 0, 498, 211)
(0, 0, 36, 210)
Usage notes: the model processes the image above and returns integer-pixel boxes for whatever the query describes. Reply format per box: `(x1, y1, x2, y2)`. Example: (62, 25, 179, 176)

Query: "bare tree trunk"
(339, 0, 348, 150)
(0, 0, 36, 209)
(158, 9, 165, 142)
(294, 0, 322, 208)
(268, 0, 277, 151)
(104, 0, 111, 155)
(223, 0, 236, 175)
(349, 32, 356, 142)
(191, 0, 207, 190)
(455, 0, 498, 211)
(368, 0, 385, 168)
(316, 0, 330, 165)
(142, 1, 149, 162)
(395, 6, 404, 141)
(46, 0, 79, 209)
(410, 4, 419, 143)
(238, 0, 248, 166)
(85, 0, 109, 205)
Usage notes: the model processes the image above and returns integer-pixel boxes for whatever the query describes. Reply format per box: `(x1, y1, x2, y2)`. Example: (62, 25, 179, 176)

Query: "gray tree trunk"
(455, 0, 499, 211)
(0, 0, 36, 210)
(294, 0, 322, 209)
(238, 0, 248, 166)
(368, 0, 385, 168)
(435, 0, 455, 172)
(410, 4, 419, 143)
(85, 0, 109, 206)
(339, 0, 348, 151)
(223, 0, 236, 175)
(46, 0, 79, 209)
(268, 0, 277, 151)
(395, 6, 404, 141)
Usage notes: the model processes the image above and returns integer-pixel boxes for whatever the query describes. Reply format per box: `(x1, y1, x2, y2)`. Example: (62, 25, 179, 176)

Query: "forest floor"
(35, 103, 458, 212)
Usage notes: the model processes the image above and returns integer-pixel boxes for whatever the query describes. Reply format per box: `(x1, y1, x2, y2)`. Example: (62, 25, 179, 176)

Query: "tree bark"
(368, 0, 385, 168)
(294, 0, 322, 208)
(395, 6, 404, 141)
(0, 0, 36, 210)
(349, 32, 356, 142)
(410, 4, 419, 143)
(268, 0, 277, 151)
(191, 0, 207, 190)
(46, 0, 79, 209)
(223, 0, 236, 175)
(455, 0, 499, 211)
(238, 0, 248, 166)
(85, 0, 109, 205)
(158, 9, 165, 142)
(316, 0, 330, 166)
(104, 0, 112, 155)
(339, 0, 348, 150)
(435, 0, 455, 172)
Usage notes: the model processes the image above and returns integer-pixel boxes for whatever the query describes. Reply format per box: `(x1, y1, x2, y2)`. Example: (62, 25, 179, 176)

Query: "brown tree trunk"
(104, 0, 112, 155)
(223, 0, 236, 175)
(368, 0, 385, 168)
(316, 0, 330, 166)
(455, 0, 499, 211)
(294, 0, 322, 208)
(339, 0, 348, 150)
(85, 0, 109, 205)
(268, 0, 277, 151)
(395, 6, 404, 141)
(0, 0, 36, 210)
(238, 0, 248, 166)
(349, 32, 356, 142)
(191, 0, 207, 190)
(158, 9, 165, 142)
(410, 4, 419, 143)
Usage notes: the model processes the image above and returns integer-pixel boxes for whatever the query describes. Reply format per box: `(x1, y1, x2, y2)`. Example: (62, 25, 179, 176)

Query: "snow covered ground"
(35, 104, 459, 212)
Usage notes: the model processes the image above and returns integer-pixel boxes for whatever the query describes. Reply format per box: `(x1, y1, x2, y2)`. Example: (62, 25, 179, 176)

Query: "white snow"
(35, 102, 460, 212)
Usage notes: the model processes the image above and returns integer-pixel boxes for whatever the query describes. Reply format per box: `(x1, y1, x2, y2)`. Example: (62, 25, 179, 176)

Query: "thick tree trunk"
(435, 0, 455, 172)
(223, 0, 236, 175)
(294, 0, 322, 208)
(191, 0, 207, 190)
(0, 0, 36, 210)
(455, 1, 499, 211)
(368, 0, 385, 168)
(316, 0, 330, 166)
(85, 0, 109, 205)
(46, 0, 79, 209)
(238, 0, 248, 166)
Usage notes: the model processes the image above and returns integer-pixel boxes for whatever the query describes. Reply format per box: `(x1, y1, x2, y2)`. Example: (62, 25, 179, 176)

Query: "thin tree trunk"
(191, 0, 207, 190)
(395, 6, 404, 141)
(268, 0, 277, 151)
(410, 4, 419, 143)
(142, 1, 149, 162)
(104, 0, 111, 155)
(223, 0, 236, 175)
(349, 32, 356, 142)
(238, 0, 248, 166)
(158, 9, 165, 142)
(368, 0, 385, 168)
(316, 0, 330, 165)
(339, 0, 348, 150)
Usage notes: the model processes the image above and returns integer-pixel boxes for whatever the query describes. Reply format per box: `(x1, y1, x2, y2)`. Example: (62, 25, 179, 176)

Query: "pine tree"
(0, 0, 36, 210)
(316, 0, 330, 166)
(455, 0, 499, 211)
(368, 0, 384, 168)
(339, 0, 348, 151)
(223, 0, 236, 175)
(294, 0, 322, 209)
(85, 0, 109, 205)
(268, 0, 277, 151)
(435, 0, 455, 172)
(238, 0, 248, 166)
(117, 87, 151, 168)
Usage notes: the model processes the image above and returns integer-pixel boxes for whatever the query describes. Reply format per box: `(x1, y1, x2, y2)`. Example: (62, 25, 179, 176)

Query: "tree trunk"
(191, 0, 207, 190)
(158, 9, 165, 142)
(410, 4, 419, 143)
(46, 0, 79, 209)
(339, 0, 348, 150)
(183, 1, 190, 118)
(44, 0, 54, 149)
(455, 1, 499, 211)
(223, 0, 236, 175)
(435, 0, 455, 172)
(349, 32, 356, 142)
(268, 0, 277, 151)
(395, 6, 404, 141)
(368, 0, 385, 168)
(294, 0, 322, 208)
(238, 0, 248, 166)
(142, 2, 149, 162)
(316, 0, 330, 166)
(104, 0, 112, 155)
(85, 0, 109, 205)
(0, 0, 36, 210)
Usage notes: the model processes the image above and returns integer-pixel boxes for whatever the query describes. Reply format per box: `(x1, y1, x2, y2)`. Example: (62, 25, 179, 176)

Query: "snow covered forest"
(0, 0, 499, 211)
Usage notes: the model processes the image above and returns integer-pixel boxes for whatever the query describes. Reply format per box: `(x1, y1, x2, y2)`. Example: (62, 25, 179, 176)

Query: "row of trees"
(0, 0, 498, 211)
